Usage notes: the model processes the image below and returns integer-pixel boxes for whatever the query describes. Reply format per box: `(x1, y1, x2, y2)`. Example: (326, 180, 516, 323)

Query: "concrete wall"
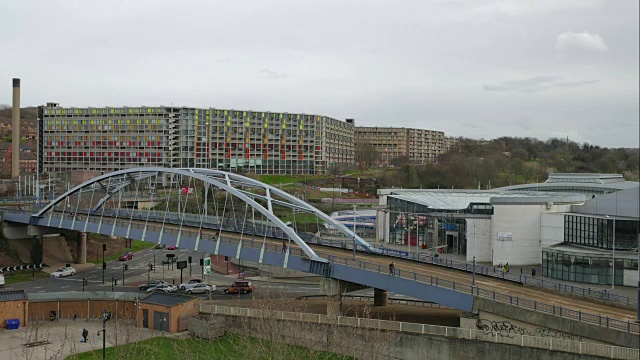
(473, 296, 639, 348)
(204, 314, 607, 360)
(492, 204, 544, 265)
(623, 269, 639, 287)
(465, 218, 492, 263)
(541, 213, 565, 247)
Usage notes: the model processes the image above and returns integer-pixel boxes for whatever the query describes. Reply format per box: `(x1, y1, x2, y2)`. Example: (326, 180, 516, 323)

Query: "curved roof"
(387, 189, 585, 211)
(497, 173, 639, 193)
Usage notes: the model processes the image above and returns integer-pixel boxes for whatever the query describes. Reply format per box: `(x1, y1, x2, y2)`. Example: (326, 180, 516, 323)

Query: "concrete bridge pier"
(373, 288, 388, 306)
(77, 232, 87, 264)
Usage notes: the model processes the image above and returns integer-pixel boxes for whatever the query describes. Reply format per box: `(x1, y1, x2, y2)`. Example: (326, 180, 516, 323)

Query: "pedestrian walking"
(82, 328, 88, 343)
(505, 263, 510, 273)
(388, 262, 395, 276)
(531, 267, 536, 277)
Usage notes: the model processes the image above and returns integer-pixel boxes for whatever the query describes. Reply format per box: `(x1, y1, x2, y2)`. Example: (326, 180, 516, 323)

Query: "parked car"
(154, 244, 166, 249)
(179, 278, 204, 291)
(224, 280, 254, 294)
(147, 283, 177, 293)
(167, 245, 178, 250)
(119, 251, 133, 261)
(51, 267, 76, 278)
(186, 283, 215, 295)
(0, 273, 4, 288)
(138, 280, 168, 291)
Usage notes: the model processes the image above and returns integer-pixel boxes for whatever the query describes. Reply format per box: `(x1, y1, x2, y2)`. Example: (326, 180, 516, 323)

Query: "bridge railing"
(7, 209, 640, 334)
(50, 207, 638, 309)
(199, 304, 639, 360)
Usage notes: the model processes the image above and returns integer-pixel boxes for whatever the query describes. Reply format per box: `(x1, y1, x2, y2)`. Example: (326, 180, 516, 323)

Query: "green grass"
(88, 240, 155, 264)
(67, 334, 350, 360)
(3, 269, 50, 285)
(254, 174, 328, 186)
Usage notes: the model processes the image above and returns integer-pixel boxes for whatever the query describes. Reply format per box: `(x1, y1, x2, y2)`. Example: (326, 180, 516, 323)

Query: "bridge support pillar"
(77, 232, 87, 264)
(373, 288, 388, 306)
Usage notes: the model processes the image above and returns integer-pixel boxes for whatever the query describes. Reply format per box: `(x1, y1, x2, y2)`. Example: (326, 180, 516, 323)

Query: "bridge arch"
(33, 167, 376, 261)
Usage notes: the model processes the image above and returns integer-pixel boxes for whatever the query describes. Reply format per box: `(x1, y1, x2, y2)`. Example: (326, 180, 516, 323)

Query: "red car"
(119, 251, 133, 261)
(167, 245, 177, 250)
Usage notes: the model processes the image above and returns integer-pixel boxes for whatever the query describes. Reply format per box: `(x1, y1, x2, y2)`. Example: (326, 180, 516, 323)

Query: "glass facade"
(543, 214, 640, 285)
(386, 197, 493, 255)
(543, 250, 637, 285)
(565, 215, 639, 250)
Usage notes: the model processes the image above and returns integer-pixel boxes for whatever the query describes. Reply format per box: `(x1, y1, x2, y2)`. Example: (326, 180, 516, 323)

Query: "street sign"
(203, 253, 211, 275)
(176, 261, 187, 270)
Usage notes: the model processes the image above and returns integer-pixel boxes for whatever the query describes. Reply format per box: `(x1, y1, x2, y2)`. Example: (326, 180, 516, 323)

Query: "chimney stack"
(12, 78, 20, 178)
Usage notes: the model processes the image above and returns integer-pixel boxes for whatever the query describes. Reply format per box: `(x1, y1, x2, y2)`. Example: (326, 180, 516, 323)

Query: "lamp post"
(352, 205, 357, 259)
(472, 220, 477, 287)
(99, 310, 112, 360)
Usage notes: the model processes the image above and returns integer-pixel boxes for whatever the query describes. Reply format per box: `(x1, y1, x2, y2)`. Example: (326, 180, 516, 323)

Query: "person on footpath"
(82, 328, 88, 343)
(388, 262, 395, 276)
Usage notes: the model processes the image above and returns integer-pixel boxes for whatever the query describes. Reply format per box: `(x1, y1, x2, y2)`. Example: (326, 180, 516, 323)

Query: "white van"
(0, 273, 5, 288)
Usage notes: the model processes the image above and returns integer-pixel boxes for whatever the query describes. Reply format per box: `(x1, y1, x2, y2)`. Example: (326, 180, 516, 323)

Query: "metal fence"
(6, 209, 639, 334)
(199, 304, 640, 360)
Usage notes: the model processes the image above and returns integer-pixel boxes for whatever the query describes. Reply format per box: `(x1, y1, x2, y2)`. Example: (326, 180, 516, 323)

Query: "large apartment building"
(355, 127, 446, 166)
(38, 103, 354, 175)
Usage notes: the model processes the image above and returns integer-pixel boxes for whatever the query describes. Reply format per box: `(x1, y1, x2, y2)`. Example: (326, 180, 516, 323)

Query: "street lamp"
(98, 310, 112, 360)
(606, 215, 616, 291)
(352, 205, 357, 259)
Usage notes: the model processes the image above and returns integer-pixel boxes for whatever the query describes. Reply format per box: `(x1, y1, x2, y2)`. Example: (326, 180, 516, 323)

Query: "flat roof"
(0, 290, 27, 302)
(141, 293, 195, 307)
(382, 189, 585, 211)
(496, 173, 638, 191)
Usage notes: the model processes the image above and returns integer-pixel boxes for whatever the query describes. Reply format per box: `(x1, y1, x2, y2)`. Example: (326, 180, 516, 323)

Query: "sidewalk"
(0, 319, 158, 360)
(371, 240, 639, 299)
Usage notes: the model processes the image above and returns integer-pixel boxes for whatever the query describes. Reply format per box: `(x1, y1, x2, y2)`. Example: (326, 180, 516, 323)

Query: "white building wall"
(541, 213, 565, 247)
(492, 204, 544, 266)
(623, 269, 639, 287)
(376, 193, 389, 242)
(465, 218, 492, 263)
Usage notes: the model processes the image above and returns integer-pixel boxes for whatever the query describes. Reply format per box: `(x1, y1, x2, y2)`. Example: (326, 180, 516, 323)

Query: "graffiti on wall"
(476, 319, 582, 341)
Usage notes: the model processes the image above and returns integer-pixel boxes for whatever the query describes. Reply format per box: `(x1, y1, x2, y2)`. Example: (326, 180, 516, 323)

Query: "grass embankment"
(88, 240, 155, 264)
(67, 335, 349, 360)
(3, 269, 51, 285)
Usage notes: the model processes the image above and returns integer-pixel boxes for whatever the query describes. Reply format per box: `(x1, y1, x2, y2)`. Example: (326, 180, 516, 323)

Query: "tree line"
(374, 137, 639, 189)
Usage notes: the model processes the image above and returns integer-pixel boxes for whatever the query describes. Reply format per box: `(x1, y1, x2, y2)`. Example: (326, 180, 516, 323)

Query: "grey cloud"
(261, 69, 288, 79)
(483, 76, 599, 93)
(556, 31, 609, 53)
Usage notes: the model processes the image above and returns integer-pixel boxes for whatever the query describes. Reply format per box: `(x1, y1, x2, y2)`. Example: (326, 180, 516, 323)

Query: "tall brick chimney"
(12, 78, 20, 178)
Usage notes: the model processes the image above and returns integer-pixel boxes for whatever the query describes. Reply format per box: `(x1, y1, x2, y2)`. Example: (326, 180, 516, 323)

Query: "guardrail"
(100, 208, 638, 309)
(296, 294, 451, 308)
(5, 209, 639, 334)
(199, 304, 639, 360)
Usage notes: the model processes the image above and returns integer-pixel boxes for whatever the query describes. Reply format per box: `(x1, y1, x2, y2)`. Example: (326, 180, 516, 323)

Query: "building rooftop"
(141, 293, 195, 307)
(380, 189, 585, 211)
(496, 173, 638, 193)
(0, 290, 27, 302)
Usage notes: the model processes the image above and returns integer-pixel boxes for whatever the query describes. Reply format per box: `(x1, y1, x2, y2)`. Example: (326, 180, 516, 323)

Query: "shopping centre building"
(376, 173, 639, 286)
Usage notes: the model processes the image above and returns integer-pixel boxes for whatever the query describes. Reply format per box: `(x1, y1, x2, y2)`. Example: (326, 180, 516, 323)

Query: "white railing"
(199, 304, 640, 360)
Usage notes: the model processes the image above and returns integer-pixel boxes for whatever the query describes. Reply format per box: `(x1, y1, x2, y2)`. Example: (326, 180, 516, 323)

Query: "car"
(167, 245, 178, 250)
(147, 283, 177, 293)
(51, 267, 76, 278)
(119, 251, 133, 261)
(224, 280, 254, 294)
(0, 273, 4, 288)
(138, 280, 168, 291)
(186, 283, 215, 295)
(179, 278, 204, 291)
(154, 244, 166, 249)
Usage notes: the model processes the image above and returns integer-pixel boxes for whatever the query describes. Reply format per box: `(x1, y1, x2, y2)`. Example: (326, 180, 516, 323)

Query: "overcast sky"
(1, 0, 638, 148)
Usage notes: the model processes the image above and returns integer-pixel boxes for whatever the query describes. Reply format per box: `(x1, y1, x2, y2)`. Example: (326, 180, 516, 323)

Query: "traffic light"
(114, 278, 118, 286)
(83, 278, 88, 286)
(199, 258, 204, 266)
(124, 264, 128, 271)
(102, 244, 107, 252)
(149, 264, 154, 271)
(224, 256, 229, 262)
(102, 262, 107, 270)
(188, 256, 192, 264)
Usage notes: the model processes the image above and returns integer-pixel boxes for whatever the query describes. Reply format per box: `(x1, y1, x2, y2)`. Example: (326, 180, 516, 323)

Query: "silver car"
(185, 283, 215, 294)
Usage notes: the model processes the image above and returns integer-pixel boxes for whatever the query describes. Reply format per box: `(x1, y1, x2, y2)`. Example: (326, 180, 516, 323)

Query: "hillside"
(376, 137, 639, 189)
(0, 106, 38, 129)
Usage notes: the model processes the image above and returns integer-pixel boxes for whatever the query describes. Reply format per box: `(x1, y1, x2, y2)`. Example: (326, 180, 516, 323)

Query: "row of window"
(565, 215, 639, 250)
